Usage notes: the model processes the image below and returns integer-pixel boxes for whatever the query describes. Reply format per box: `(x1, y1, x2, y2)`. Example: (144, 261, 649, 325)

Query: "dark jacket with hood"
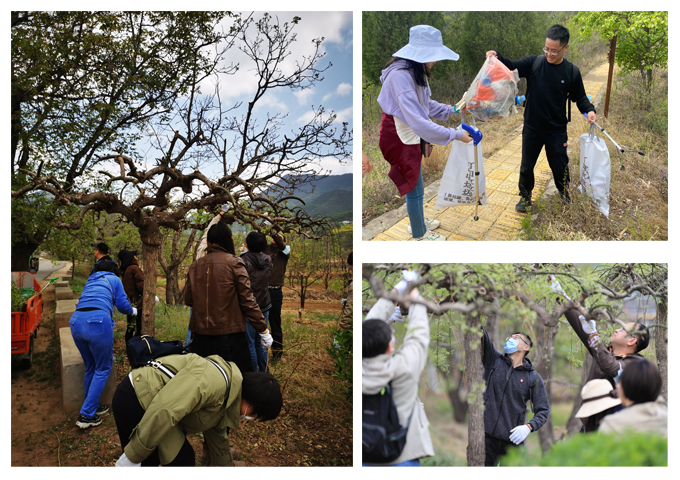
(91, 255, 121, 277)
(240, 251, 272, 313)
(481, 327, 550, 442)
(121, 259, 144, 307)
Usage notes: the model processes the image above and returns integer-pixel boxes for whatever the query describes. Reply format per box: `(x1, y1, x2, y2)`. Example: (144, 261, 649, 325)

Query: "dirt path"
(10, 273, 351, 466)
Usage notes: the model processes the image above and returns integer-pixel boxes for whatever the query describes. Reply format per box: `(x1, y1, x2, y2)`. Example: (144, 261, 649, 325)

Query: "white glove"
(388, 306, 403, 324)
(579, 315, 597, 335)
(155, 296, 159, 303)
(509, 425, 531, 445)
(549, 275, 572, 301)
(578, 315, 599, 347)
(260, 331, 273, 348)
(221, 203, 229, 213)
(131, 307, 138, 317)
(115, 452, 141, 467)
(394, 269, 419, 295)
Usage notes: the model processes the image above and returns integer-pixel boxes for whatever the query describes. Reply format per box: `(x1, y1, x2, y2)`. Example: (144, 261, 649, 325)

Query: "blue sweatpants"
(69, 310, 114, 418)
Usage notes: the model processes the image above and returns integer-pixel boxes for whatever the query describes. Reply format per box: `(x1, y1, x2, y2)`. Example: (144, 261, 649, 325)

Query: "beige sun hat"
(575, 379, 622, 418)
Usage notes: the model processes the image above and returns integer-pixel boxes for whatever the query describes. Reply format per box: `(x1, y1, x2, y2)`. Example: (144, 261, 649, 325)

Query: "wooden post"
(604, 35, 617, 117)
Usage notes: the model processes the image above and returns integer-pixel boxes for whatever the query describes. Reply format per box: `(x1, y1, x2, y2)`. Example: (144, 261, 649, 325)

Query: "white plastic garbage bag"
(463, 56, 520, 122)
(578, 125, 611, 217)
(435, 125, 487, 209)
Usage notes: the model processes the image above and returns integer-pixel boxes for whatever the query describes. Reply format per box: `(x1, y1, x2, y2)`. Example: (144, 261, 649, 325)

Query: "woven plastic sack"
(578, 125, 611, 217)
(463, 56, 519, 122)
(435, 125, 487, 208)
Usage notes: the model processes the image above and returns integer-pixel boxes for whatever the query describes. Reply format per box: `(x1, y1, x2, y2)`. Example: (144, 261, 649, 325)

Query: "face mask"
(504, 338, 519, 354)
(240, 405, 256, 422)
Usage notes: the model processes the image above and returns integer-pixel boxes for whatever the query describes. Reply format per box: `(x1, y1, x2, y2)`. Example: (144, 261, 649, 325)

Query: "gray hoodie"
(362, 298, 434, 464)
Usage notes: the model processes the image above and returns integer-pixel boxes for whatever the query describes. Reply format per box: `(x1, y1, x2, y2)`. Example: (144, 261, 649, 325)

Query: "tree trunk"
(565, 353, 592, 436)
(447, 373, 469, 424)
(165, 267, 182, 305)
(139, 226, 161, 336)
(464, 312, 485, 466)
(655, 299, 668, 401)
(11, 239, 40, 271)
(299, 274, 306, 309)
(533, 320, 557, 453)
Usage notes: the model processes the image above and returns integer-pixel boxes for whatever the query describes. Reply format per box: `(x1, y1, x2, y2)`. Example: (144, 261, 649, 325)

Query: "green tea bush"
(502, 432, 667, 466)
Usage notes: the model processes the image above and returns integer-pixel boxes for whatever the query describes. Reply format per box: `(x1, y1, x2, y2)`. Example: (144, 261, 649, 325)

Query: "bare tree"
(12, 14, 351, 335)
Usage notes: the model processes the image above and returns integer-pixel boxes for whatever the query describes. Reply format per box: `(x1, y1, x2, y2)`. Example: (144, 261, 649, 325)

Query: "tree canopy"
(574, 11, 668, 91)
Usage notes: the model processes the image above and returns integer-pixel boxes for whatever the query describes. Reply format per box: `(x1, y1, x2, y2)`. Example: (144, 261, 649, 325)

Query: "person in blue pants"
(70, 270, 136, 428)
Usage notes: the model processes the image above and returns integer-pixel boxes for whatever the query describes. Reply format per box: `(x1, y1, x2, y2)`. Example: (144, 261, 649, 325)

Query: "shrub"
(502, 431, 667, 466)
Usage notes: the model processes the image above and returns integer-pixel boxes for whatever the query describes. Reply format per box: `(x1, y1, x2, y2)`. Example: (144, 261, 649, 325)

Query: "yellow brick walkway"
(372, 63, 609, 241)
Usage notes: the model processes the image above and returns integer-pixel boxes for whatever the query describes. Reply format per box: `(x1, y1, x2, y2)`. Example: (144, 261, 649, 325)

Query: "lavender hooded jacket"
(377, 59, 463, 145)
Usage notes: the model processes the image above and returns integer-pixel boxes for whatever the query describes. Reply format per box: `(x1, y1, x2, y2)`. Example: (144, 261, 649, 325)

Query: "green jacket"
(124, 353, 243, 465)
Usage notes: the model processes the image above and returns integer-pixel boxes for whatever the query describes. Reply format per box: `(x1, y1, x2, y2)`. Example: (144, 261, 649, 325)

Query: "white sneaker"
(413, 229, 446, 241)
(408, 217, 440, 233)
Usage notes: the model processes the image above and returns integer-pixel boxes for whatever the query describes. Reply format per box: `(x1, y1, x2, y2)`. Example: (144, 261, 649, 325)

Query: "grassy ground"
(11, 265, 352, 466)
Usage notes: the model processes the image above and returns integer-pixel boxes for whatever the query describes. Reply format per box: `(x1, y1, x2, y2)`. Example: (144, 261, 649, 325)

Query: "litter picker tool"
(583, 113, 645, 171)
(461, 122, 483, 220)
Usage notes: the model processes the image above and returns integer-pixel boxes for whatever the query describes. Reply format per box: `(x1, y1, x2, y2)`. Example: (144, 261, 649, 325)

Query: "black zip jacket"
(481, 327, 550, 442)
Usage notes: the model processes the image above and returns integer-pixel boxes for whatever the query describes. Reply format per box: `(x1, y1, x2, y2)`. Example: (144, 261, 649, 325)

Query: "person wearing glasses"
(486, 24, 597, 212)
(563, 308, 649, 431)
(481, 327, 550, 466)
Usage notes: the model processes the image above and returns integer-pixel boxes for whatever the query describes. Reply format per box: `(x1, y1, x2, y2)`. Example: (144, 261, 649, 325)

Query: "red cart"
(11, 272, 45, 368)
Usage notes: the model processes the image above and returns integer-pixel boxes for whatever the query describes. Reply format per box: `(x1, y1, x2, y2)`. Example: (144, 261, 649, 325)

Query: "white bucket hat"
(392, 25, 459, 63)
(575, 379, 622, 418)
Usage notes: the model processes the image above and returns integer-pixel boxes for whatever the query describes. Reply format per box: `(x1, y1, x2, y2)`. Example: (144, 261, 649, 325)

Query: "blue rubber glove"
(509, 425, 531, 445)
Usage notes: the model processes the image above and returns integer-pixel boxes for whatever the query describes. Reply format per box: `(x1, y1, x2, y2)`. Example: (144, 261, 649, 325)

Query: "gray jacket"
(362, 298, 434, 464)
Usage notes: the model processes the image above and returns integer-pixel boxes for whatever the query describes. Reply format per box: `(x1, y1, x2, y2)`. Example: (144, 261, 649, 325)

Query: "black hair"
(632, 322, 650, 353)
(546, 24, 570, 47)
(385, 57, 431, 87)
(591, 404, 622, 432)
(241, 372, 282, 421)
(619, 358, 662, 404)
(207, 222, 236, 255)
(363, 319, 392, 358)
(347, 251, 353, 266)
(245, 231, 267, 253)
(95, 242, 109, 255)
(512, 331, 533, 349)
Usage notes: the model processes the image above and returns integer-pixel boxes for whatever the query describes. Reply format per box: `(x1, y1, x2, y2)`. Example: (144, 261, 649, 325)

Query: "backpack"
(527, 55, 580, 122)
(127, 335, 185, 374)
(362, 382, 414, 464)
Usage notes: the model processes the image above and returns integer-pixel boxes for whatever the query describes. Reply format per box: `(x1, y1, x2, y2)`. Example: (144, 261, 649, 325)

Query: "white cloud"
(296, 105, 352, 125)
(336, 82, 352, 96)
(293, 88, 315, 106)
(322, 82, 353, 102)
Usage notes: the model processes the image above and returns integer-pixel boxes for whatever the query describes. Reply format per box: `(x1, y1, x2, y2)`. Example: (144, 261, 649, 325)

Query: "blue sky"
(211, 11, 353, 176)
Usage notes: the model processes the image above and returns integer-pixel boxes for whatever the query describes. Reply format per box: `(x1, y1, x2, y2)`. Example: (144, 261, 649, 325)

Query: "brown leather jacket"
(122, 260, 144, 306)
(185, 245, 267, 335)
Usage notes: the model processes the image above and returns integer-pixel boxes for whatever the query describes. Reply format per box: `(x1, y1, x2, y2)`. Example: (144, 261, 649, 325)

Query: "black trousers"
(268, 288, 284, 359)
(112, 376, 195, 466)
(188, 331, 254, 373)
(485, 434, 517, 466)
(519, 125, 570, 199)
